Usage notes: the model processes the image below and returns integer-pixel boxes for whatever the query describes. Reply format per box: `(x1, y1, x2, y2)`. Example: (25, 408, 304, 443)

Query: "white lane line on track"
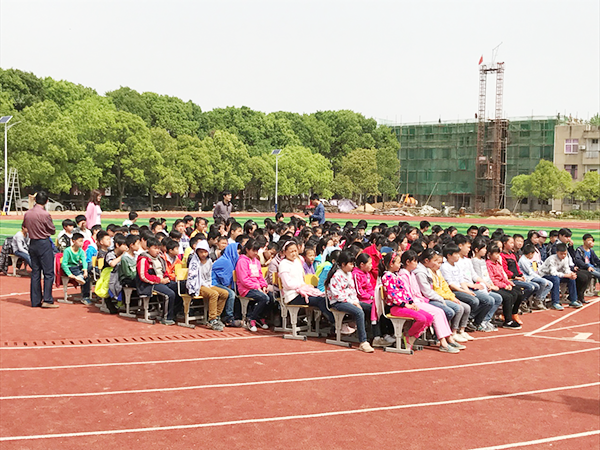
(0, 382, 597, 442)
(0, 348, 352, 371)
(525, 299, 599, 337)
(3, 318, 598, 352)
(0, 287, 76, 298)
(529, 335, 600, 344)
(2, 347, 598, 400)
(467, 430, 600, 450)
(475, 321, 600, 341)
(0, 334, 280, 350)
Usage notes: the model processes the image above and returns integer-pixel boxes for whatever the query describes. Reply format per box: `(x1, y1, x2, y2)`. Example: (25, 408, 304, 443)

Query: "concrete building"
(552, 123, 600, 211)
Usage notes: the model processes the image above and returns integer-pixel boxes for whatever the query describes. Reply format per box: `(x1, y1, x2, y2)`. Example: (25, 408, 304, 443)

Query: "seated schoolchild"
(326, 251, 374, 353)
(301, 245, 317, 275)
(518, 244, 553, 310)
(190, 217, 208, 239)
(266, 238, 286, 292)
(212, 242, 243, 327)
(182, 235, 202, 268)
(96, 230, 111, 261)
(362, 234, 386, 288)
(173, 219, 190, 255)
(353, 252, 394, 347)
(211, 235, 229, 262)
(486, 244, 523, 329)
(538, 242, 579, 311)
(61, 232, 92, 305)
(399, 250, 464, 353)
(278, 239, 335, 324)
(228, 222, 243, 244)
(501, 235, 537, 312)
(575, 233, 600, 284)
(471, 237, 503, 331)
(103, 233, 128, 314)
(316, 249, 341, 292)
(259, 241, 279, 268)
(129, 224, 140, 235)
(136, 237, 179, 325)
(56, 219, 75, 253)
(379, 252, 434, 350)
(74, 215, 92, 242)
(440, 244, 494, 332)
(415, 248, 472, 343)
(235, 238, 273, 332)
(161, 239, 182, 282)
(550, 228, 589, 305)
(187, 240, 229, 331)
(122, 211, 138, 227)
(85, 225, 102, 272)
(119, 234, 140, 289)
(454, 235, 502, 331)
(12, 223, 31, 268)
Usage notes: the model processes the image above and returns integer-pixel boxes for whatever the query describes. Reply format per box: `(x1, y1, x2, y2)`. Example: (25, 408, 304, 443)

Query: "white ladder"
(3, 168, 23, 215)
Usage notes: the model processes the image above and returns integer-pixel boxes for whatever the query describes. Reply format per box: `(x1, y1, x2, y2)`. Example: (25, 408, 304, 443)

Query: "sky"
(1, 0, 598, 124)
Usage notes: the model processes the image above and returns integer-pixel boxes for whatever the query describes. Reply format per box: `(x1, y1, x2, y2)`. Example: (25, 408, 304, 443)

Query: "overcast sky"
(1, 0, 598, 124)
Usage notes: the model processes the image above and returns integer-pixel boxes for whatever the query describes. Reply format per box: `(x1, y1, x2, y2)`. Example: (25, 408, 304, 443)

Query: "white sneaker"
(340, 324, 356, 335)
(453, 332, 468, 343)
(372, 336, 393, 347)
(439, 345, 460, 353)
(358, 342, 374, 353)
(383, 334, 396, 345)
(460, 331, 475, 341)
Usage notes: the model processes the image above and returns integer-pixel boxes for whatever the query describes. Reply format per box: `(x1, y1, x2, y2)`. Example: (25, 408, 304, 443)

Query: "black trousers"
(575, 270, 592, 302)
(29, 238, 55, 307)
(496, 288, 521, 320)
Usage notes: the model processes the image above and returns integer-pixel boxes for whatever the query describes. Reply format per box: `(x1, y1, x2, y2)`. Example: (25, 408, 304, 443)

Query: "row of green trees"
(511, 160, 600, 210)
(0, 68, 400, 208)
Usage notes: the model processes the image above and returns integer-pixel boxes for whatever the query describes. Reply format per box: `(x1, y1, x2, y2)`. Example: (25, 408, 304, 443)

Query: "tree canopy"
(0, 67, 401, 207)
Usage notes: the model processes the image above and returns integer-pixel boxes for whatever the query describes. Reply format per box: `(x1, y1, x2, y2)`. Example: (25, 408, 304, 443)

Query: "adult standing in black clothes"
(23, 192, 57, 308)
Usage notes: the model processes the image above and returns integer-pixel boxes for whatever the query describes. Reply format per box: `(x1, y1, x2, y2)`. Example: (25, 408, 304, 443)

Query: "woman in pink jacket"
(85, 190, 103, 228)
(398, 250, 465, 354)
(235, 238, 272, 332)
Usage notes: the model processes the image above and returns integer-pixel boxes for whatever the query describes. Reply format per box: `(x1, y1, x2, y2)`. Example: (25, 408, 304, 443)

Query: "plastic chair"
(379, 286, 416, 355)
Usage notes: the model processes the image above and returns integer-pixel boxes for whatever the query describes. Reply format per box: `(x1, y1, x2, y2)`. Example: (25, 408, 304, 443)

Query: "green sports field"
(1, 216, 597, 246)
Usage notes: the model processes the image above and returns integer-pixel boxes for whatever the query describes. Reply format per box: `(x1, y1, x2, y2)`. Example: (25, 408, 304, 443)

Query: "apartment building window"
(588, 139, 600, 159)
(564, 164, 578, 180)
(565, 139, 579, 154)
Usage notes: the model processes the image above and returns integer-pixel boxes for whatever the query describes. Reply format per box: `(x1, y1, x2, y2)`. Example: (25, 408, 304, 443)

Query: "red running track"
(0, 276, 599, 450)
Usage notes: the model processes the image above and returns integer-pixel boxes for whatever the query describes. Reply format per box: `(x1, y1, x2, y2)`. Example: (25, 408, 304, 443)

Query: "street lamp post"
(0, 116, 13, 214)
(271, 149, 282, 213)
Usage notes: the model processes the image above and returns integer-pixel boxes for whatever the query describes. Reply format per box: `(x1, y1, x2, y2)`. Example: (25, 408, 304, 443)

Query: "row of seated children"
(45, 212, 600, 354)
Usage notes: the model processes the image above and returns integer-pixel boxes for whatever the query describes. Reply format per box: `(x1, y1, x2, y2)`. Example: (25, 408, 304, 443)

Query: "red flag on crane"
(478, 55, 484, 65)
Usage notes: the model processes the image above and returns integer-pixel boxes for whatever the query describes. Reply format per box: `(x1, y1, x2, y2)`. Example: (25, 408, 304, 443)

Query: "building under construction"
(391, 116, 557, 211)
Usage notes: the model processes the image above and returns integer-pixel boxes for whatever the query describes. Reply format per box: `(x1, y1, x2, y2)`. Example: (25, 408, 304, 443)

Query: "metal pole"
(4, 123, 7, 214)
(275, 155, 279, 213)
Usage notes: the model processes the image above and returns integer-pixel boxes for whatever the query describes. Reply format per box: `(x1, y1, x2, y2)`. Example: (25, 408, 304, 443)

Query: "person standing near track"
(85, 189, 103, 228)
(213, 190, 233, 222)
(23, 192, 57, 308)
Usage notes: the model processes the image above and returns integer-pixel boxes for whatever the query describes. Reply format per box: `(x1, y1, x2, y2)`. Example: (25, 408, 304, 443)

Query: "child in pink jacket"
(235, 238, 272, 332)
(352, 253, 393, 348)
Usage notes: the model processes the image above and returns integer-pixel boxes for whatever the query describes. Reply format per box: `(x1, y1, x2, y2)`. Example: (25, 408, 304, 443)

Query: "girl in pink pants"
(398, 250, 465, 354)
(379, 252, 433, 350)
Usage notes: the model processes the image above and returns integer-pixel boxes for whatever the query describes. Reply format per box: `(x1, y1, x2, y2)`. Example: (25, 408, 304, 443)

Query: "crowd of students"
(7, 210, 600, 354)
